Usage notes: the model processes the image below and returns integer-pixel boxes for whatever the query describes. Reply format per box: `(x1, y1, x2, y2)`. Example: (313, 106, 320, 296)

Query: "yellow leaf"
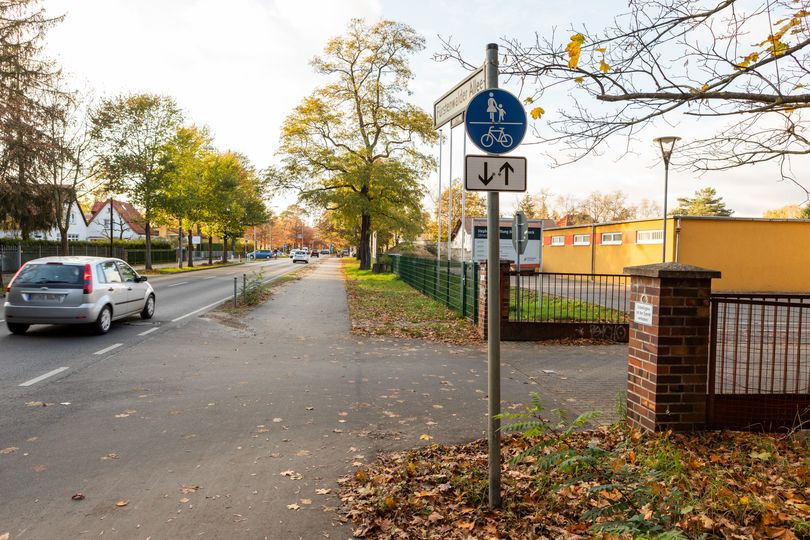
(795, 83, 806, 89)
(419, 433, 433, 441)
(599, 59, 610, 74)
(594, 47, 606, 53)
(407, 462, 417, 476)
(115, 500, 129, 507)
(383, 496, 396, 509)
(354, 469, 368, 482)
(524, 96, 533, 104)
(739, 496, 751, 505)
(566, 33, 585, 69)
(530, 106, 545, 120)
(574, 76, 584, 84)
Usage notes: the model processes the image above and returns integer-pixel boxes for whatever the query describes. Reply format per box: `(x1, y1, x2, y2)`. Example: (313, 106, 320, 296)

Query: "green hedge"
(0, 238, 171, 249)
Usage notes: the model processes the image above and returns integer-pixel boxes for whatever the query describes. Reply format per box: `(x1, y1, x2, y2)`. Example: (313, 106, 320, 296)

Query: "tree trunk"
(144, 221, 152, 270)
(359, 212, 371, 270)
(59, 225, 69, 255)
(208, 235, 213, 265)
(231, 237, 236, 260)
(187, 228, 193, 267)
(222, 234, 228, 264)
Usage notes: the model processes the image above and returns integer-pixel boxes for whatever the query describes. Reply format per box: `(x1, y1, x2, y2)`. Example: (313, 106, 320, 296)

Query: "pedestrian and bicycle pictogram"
(465, 89, 527, 154)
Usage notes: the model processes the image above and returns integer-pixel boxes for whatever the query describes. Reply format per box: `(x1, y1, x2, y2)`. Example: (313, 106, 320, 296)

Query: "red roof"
(89, 198, 150, 235)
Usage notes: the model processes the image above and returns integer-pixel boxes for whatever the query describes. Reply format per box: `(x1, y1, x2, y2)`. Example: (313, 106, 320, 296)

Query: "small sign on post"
(634, 301, 654, 325)
(465, 155, 526, 192)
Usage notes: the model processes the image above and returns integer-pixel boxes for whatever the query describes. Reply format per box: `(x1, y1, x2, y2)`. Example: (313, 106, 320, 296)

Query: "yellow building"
(542, 216, 810, 292)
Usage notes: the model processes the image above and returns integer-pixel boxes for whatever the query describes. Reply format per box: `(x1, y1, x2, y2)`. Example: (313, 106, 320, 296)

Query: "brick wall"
(624, 263, 720, 432)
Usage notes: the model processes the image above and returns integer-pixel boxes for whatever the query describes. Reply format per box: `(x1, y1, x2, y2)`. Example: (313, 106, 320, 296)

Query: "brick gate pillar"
(477, 261, 513, 339)
(623, 263, 720, 433)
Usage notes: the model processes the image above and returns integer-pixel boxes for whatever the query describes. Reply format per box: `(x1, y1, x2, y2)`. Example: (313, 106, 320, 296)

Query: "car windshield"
(15, 263, 83, 285)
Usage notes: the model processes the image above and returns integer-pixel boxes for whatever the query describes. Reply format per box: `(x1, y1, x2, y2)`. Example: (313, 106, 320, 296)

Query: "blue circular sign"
(464, 88, 527, 154)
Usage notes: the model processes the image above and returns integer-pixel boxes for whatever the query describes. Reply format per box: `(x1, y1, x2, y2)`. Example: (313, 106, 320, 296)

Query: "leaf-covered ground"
(338, 428, 810, 539)
(341, 259, 481, 345)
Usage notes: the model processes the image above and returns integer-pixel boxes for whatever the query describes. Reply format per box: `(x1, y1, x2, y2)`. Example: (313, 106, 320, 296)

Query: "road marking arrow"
(478, 162, 494, 185)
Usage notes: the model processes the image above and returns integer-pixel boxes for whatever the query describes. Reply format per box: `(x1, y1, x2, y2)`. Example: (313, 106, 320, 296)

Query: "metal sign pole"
(485, 42, 502, 509)
(448, 126, 453, 262)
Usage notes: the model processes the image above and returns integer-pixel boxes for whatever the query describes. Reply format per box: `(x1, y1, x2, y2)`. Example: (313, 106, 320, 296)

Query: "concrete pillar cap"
(623, 262, 721, 279)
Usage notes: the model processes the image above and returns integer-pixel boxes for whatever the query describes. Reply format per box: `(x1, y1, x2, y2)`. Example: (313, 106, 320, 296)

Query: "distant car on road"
(291, 250, 308, 264)
(247, 250, 274, 260)
(4, 256, 155, 335)
(310, 250, 319, 258)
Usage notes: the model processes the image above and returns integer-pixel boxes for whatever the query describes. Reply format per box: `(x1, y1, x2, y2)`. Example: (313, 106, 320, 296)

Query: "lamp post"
(653, 136, 680, 263)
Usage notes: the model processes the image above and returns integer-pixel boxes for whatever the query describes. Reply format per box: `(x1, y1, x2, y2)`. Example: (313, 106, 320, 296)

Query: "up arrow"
(499, 161, 514, 185)
(478, 162, 494, 185)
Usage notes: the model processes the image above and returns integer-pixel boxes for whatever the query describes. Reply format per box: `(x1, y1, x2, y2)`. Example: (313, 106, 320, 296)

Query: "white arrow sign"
(464, 155, 527, 192)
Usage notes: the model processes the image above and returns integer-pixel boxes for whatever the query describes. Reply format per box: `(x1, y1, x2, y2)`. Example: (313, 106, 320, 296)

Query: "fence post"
(462, 262, 468, 319)
(445, 259, 450, 307)
(233, 277, 238, 307)
(623, 263, 720, 433)
(16, 244, 22, 270)
(243, 274, 247, 302)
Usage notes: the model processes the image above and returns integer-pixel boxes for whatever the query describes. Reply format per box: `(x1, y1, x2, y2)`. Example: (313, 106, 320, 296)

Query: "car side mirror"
(138, 276, 148, 282)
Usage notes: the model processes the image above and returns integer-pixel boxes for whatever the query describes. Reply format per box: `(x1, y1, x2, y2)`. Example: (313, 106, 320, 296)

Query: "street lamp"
(653, 136, 681, 263)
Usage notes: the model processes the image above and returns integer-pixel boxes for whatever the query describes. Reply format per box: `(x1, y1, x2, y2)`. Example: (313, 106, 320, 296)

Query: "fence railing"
(389, 255, 479, 324)
(507, 271, 630, 323)
(1, 245, 181, 272)
(708, 293, 810, 430)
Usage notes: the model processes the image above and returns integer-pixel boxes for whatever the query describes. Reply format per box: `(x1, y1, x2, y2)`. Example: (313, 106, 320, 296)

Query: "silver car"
(3, 256, 155, 335)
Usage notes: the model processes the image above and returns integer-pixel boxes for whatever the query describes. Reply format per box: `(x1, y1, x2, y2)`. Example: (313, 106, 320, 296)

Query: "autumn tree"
(579, 190, 637, 223)
(516, 188, 555, 219)
(671, 187, 734, 216)
(427, 182, 486, 242)
(271, 19, 436, 269)
(41, 83, 96, 253)
(0, 0, 65, 237)
(762, 204, 804, 218)
(155, 125, 213, 267)
(90, 94, 183, 269)
(438, 0, 810, 196)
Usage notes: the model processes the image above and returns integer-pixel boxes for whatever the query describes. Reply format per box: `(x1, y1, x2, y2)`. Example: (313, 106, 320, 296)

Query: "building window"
(67, 233, 79, 241)
(550, 235, 565, 246)
(637, 230, 664, 244)
(573, 234, 590, 246)
(601, 232, 622, 245)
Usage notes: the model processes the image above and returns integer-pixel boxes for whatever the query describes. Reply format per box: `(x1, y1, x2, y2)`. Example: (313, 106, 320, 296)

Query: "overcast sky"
(43, 0, 808, 218)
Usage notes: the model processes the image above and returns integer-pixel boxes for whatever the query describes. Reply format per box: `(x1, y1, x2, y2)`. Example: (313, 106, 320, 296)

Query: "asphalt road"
(0, 257, 312, 398)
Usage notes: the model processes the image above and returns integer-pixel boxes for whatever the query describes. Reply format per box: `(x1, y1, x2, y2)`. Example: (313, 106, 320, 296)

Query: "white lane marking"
(19, 366, 69, 387)
(138, 328, 159, 336)
(166, 281, 189, 288)
(94, 343, 123, 355)
(203, 276, 216, 280)
(171, 297, 230, 322)
(0, 319, 4, 323)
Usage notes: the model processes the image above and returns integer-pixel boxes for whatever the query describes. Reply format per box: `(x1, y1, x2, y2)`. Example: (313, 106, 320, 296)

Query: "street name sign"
(464, 88, 527, 154)
(465, 155, 527, 192)
(433, 67, 485, 129)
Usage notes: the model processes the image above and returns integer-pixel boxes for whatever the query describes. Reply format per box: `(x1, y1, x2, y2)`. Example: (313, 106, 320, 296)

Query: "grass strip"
(341, 259, 480, 344)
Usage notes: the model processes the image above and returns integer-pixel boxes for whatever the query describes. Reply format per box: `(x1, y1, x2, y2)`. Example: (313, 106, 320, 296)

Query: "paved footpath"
(0, 258, 626, 539)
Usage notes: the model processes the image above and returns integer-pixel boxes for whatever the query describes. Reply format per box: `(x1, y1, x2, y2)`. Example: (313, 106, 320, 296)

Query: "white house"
(85, 199, 148, 241)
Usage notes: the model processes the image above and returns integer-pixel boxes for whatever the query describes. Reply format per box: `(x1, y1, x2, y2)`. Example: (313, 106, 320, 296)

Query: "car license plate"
(28, 293, 63, 302)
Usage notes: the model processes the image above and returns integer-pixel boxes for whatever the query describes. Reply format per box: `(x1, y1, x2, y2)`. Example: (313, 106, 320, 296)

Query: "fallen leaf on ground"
(272, 418, 283, 423)
(0, 447, 18, 455)
(419, 434, 433, 441)
(287, 503, 300, 510)
(1, 532, 9, 540)
(254, 425, 269, 434)
(315, 488, 331, 495)
(26, 401, 49, 407)
(32, 464, 47, 472)
(181, 484, 200, 494)
(280, 470, 303, 480)
(115, 500, 128, 507)
(101, 453, 119, 460)
(71, 492, 85, 501)
(179, 497, 190, 504)
(300, 498, 312, 505)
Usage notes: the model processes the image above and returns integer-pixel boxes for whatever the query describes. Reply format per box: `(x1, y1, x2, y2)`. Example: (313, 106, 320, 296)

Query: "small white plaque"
(634, 302, 653, 325)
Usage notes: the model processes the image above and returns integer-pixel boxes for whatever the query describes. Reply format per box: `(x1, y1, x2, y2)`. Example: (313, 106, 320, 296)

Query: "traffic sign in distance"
(512, 211, 529, 255)
(464, 155, 527, 192)
(464, 88, 527, 154)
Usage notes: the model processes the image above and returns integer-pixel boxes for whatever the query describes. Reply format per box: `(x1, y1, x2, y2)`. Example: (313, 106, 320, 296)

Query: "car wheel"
(94, 305, 112, 335)
(140, 294, 155, 320)
(6, 322, 29, 335)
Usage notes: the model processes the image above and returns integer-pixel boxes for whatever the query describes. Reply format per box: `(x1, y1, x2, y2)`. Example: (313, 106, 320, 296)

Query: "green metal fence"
(389, 254, 480, 324)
